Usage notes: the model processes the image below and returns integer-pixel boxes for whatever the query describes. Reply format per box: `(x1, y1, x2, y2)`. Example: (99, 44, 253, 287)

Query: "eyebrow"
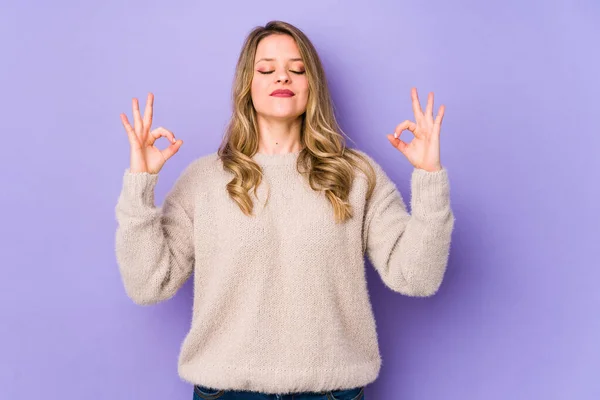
(254, 57, 304, 65)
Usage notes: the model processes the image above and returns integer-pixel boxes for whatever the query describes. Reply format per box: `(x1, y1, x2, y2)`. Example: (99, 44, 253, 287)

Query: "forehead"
(254, 34, 302, 61)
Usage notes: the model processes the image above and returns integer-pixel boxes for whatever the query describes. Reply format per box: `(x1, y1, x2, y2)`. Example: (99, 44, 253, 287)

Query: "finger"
(425, 92, 434, 121)
(132, 98, 144, 137)
(120, 113, 139, 147)
(160, 139, 183, 161)
(433, 105, 445, 133)
(393, 120, 418, 139)
(387, 134, 408, 155)
(143, 93, 154, 135)
(411, 87, 424, 122)
(149, 126, 177, 146)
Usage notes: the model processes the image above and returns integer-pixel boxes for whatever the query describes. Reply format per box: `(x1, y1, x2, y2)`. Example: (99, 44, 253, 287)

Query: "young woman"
(116, 20, 454, 400)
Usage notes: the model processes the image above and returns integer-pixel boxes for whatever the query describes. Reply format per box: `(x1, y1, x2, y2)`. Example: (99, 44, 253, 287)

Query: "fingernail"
(394, 132, 398, 138)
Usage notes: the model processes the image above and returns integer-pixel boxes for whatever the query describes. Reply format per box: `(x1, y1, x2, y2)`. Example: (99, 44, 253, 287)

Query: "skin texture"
(120, 93, 182, 174)
(250, 33, 308, 155)
(386, 88, 446, 172)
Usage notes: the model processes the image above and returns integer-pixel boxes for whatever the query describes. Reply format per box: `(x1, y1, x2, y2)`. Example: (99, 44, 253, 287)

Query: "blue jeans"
(193, 384, 365, 400)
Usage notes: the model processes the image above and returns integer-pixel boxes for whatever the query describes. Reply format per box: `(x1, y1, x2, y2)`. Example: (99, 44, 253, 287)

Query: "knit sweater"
(114, 148, 455, 394)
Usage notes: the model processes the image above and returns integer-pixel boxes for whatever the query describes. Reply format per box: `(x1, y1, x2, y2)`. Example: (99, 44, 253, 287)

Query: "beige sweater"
(114, 148, 455, 394)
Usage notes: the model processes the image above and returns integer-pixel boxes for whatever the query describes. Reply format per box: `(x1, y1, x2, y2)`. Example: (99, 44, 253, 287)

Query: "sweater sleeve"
(363, 156, 455, 297)
(114, 165, 196, 305)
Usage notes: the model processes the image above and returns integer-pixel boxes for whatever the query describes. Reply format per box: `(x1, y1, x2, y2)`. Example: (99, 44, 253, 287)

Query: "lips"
(270, 89, 295, 97)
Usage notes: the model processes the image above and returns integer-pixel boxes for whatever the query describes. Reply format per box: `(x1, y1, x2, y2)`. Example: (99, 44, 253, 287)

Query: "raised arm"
(115, 166, 197, 305)
(363, 87, 455, 296)
(114, 93, 193, 305)
(363, 160, 454, 297)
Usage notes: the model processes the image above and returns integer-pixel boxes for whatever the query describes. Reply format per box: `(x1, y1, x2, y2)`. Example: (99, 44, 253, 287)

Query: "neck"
(256, 114, 304, 154)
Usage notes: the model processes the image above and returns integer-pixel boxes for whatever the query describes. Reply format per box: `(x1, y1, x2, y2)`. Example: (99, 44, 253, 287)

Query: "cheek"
(298, 81, 309, 105)
(250, 78, 267, 107)
(297, 79, 309, 97)
(297, 75, 309, 90)
(250, 77, 260, 96)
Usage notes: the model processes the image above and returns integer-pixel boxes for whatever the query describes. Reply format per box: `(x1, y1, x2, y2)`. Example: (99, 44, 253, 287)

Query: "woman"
(116, 20, 454, 400)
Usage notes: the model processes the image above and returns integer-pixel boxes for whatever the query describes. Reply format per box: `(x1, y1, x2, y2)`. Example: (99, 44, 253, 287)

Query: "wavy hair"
(217, 20, 377, 223)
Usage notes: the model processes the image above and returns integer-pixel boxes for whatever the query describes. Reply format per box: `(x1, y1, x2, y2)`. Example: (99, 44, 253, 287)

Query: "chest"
(193, 170, 367, 263)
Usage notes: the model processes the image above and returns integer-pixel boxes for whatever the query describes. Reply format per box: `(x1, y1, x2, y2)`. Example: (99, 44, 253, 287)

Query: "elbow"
(411, 267, 446, 297)
(123, 283, 165, 306)
(386, 270, 445, 297)
(116, 254, 172, 306)
(117, 264, 171, 306)
(408, 281, 443, 297)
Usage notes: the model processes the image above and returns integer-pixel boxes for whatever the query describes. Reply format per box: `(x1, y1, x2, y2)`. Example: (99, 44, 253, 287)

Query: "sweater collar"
(252, 149, 303, 166)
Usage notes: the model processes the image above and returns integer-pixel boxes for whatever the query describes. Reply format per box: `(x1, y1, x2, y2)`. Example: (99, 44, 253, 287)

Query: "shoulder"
(164, 152, 222, 199)
(346, 148, 402, 207)
(164, 151, 222, 205)
(177, 151, 221, 179)
(186, 150, 220, 170)
(346, 147, 387, 181)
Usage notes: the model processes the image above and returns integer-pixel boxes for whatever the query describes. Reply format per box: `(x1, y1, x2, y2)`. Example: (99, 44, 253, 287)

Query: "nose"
(276, 71, 290, 83)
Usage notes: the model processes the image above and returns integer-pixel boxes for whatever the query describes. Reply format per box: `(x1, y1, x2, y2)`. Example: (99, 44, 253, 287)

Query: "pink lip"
(270, 89, 295, 97)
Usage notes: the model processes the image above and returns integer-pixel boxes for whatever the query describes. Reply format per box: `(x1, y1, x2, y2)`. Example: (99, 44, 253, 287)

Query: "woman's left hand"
(387, 87, 445, 172)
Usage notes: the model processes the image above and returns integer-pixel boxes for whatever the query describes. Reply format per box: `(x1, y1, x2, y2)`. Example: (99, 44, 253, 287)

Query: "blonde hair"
(217, 20, 376, 223)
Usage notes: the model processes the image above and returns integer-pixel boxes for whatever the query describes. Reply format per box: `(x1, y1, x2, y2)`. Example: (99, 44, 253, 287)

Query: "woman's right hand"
(120, 93, 183, 174)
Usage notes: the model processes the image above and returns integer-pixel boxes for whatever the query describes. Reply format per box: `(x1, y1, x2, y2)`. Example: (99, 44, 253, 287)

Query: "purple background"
(1, 0, 598, 399)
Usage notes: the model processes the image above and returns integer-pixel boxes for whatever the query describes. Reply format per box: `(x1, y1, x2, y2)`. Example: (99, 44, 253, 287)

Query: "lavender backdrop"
(1, 0, 598, 399)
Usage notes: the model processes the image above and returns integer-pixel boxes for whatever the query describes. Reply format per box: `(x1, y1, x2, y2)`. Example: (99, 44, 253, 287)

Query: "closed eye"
(258, 70, 305, 75)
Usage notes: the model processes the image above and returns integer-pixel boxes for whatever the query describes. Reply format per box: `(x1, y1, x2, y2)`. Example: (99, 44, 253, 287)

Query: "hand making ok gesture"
(387, 88, 445, 172)
(120, 93, 183, 174)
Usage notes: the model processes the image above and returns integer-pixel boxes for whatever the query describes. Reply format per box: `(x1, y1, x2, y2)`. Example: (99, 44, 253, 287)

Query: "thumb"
(161, 139, 183, 161)
(387, 134, 408, 155)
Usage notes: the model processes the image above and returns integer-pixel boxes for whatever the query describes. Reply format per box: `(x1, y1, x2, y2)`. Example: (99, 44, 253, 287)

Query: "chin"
(259, 110, 305, 121)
